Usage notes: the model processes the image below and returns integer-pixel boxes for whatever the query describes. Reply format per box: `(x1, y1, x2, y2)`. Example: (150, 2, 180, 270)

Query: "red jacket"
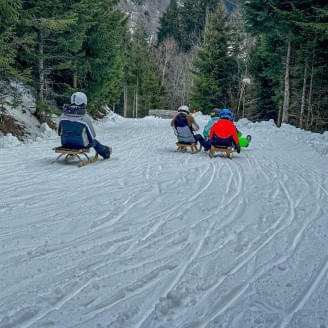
(209, 119, 239, 145)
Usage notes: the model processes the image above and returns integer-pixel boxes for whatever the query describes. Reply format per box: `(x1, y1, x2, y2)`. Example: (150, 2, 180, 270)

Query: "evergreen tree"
(14, 0, 128, 118)
(16, 0, 76, 120)
(179, 0, 218, 51)
(157, 0, 179, 46)
(191, 2, 238, 113)
(157, 0, 219, 52)
(139, 49, 162, 116)
(83, 2, 127, 111)
(0, 0, 21, 80)
(121, 22, 161, 118)
(244, 0, 328, 128)
(248, 35, 283, 121)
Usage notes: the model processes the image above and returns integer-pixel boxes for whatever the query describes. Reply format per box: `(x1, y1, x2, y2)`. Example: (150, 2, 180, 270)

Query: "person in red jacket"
(208, 109, 241, 153)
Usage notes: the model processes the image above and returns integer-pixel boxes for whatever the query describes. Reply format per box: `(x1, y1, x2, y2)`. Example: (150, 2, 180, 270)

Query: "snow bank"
(100, 107, 125, 123)
(0, 133, 22, 148)
(0, 81, 51, 145)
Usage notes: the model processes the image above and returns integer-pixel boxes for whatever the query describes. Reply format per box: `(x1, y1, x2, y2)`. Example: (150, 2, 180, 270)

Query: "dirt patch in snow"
(0, 114, 27, 141)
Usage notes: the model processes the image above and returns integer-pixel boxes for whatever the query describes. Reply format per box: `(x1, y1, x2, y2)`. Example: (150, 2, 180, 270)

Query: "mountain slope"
(119, 0, 171, 38)
(119, 0, 245, 38)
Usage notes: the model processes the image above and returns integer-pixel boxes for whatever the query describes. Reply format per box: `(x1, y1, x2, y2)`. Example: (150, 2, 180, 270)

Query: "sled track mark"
(20, 278, 96, 328)
(196, 174, 297, 326)
(190, 162, 217, 201)
(135, 164, 219, 328)
(279, 257, 328, 328)
(91, 197, 145, 232)
(201, 282, 251, 328)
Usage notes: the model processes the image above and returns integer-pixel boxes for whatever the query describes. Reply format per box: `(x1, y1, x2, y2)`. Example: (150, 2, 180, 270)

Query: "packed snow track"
(1, 115, 328, 328)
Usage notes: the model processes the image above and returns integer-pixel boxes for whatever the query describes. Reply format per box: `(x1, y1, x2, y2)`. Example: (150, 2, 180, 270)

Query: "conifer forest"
(1, 0, 327, 132)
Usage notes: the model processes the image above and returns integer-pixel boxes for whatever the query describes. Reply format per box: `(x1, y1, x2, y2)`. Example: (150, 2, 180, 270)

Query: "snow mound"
(0, 133, 22, 148)
(101, 107, 125, 123)
(40, 123, 56, 139)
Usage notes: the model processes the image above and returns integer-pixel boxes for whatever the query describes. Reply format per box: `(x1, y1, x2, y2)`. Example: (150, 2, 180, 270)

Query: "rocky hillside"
(119, 0, 171, 40)
(119, 0, 244, 40)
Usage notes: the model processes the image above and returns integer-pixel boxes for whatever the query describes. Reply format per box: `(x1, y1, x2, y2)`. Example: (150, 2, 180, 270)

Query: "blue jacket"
(203, 117, 220, 138)
(58, 105, 96, 149)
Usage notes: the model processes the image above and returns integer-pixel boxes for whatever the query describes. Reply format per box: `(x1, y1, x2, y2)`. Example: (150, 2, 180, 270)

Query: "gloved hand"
(235, 143, 241, 153)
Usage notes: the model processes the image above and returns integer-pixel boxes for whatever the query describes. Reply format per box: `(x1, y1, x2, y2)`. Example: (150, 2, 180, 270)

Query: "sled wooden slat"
(78, 152, 98, 167)
(53, 147, 98, 167)
(53, 147, 90, 155)
(209, 146, 233, 159)
(176, 142, 200, 154)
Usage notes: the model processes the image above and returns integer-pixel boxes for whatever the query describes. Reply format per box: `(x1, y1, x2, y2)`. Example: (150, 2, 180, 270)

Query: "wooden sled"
(176, 142, 201, 154)
(53, 147, 98, 167)
(209, 145, 233, 159)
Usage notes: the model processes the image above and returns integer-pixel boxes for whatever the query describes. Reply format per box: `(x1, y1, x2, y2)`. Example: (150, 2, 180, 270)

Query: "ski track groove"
(135, 162, 220, 328)
(136, 157, 246, 328)
(197, 164, 300, 327)
(278, 257, 328, 328)
(199, 135, 328, 327)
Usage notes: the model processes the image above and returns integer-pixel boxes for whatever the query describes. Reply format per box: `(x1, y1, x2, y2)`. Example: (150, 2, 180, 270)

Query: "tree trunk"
(123, 85, 128, 118)
(36, 30, 45, 122)
(306, 55, 314, 129)
(204, 6, 210, 43)
(162, 47, 168, 86)
(73, 71, 78, 89)
(299, 61, 308, 129)
(39, 32, 45, 104)
(135, 79, 139, 118)
(282, 38, 291, 124)
(237, 81, 245, 117)
(277, 106, 282, 127)
(132, 88, 136, 118)
(242, 90, 246, 118)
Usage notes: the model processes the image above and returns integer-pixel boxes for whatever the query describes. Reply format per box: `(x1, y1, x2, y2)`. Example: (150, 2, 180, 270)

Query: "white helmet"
(71, 92, 87, 106)
(178, 105, 190, 113)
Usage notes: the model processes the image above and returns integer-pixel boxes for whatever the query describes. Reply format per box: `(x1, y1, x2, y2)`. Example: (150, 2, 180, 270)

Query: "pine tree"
(191, 2, 238, 113)
(157, 0, 179, 46)
(83, 1, 127, 111)
(0, 0, 21, 80)
(121, 22, 162, 118)
(139, 49, 162, 116)
(16, 0, 76, 121)
(244, 0, 328, 128)
(157, 0, 219, 52)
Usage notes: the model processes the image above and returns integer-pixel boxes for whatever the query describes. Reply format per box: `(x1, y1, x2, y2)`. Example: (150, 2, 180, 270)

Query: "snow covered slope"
(0, 115, 328, 328)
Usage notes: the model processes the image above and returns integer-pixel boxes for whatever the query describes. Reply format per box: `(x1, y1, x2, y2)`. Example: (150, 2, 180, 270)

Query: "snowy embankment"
(0, 82, 56, 149)
(0, 114, 328, 328)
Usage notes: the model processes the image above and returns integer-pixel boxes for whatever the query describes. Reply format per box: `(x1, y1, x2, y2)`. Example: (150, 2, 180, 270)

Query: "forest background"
(0, 0, 327, 132)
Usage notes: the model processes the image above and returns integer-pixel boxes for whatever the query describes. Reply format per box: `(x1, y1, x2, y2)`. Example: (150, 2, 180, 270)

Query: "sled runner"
(176, 142, 201, 154)
(53, 147, 98, 167)
(209, 145, 233, 159)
